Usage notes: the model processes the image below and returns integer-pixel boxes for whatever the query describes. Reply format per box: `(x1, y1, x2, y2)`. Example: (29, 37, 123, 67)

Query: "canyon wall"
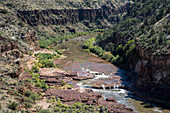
(17, 5, 128, 26)
(135, 43, 170, 95)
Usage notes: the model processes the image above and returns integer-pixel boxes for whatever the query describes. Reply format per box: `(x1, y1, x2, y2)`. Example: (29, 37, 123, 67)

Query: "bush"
(25, 90, 31, 97)
(26, 78, 32, 83)
(55, 49, 63, 55)
(28, 52, 33, 56)
(116, 44, 124, 56)
(25, 103, 32, 108)
(82, 49, 90, 52)
(38, 109, 50, 113)
(111, 55, 120, 64)
(25, 97, 34, 104)
(82, 37, 95, 49)
(90, 46, 104, 55)
(101, 52, 113, 61)
(35, 53, 56, 68)
(61, 80, 66, 86)
(39, 60, 54, 68)
(35, 82, 42, 88)
(0, 9, 8, 14)
(32, 64, 40, 73)
(1, 95, 5, 100)
(29, 93, 39, 104)
(42, 84, 48, 89)
(35, 105, 43, 112)
(8, 102, 18, 110)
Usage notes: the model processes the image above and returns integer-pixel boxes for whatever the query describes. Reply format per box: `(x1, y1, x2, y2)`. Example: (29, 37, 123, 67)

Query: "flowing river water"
(56, 39, 169, 113)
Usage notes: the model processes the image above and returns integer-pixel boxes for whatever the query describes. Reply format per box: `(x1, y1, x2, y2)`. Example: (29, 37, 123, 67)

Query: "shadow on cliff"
(115, 68, 170, 111)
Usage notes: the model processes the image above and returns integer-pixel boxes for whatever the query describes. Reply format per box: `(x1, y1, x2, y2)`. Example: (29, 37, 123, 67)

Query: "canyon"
(0, 0, 170, 112)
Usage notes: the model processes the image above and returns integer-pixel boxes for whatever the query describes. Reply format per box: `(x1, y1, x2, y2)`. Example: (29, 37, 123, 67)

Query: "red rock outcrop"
(45, 89, 102, 105)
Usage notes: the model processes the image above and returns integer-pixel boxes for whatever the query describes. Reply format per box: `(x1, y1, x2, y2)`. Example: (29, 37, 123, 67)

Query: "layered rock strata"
(17, 5, 128, 26)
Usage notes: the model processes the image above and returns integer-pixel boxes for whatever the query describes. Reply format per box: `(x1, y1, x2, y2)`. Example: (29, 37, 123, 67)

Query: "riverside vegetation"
(83, 0, 170, 108)
(83, 37, 137, 67)
(0, 0, 170, 112)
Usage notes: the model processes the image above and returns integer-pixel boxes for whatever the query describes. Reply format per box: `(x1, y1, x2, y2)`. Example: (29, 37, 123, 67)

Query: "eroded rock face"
(45, 89, 135, 112)
(17, 5, 128, 26)
(0, 36, 18, 53)
(45, 89, 102, 105)
(135, 44, 170, 95)
(0, 32, 39, 78)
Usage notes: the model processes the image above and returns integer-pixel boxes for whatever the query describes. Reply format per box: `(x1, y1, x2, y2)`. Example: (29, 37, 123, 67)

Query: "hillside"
(1, 0, 127, 10)
(87, 0, 170, 99)
(0, 0, 170, 112)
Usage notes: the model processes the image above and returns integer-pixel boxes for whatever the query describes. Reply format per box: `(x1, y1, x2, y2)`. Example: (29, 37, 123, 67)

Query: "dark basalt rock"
(106, 97, 117, 103)
(17, 5, 128, 26)
(135, 43, 170, 95)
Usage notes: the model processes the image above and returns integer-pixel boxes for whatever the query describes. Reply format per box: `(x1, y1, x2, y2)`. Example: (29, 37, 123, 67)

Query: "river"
(55, 39, 169, 113)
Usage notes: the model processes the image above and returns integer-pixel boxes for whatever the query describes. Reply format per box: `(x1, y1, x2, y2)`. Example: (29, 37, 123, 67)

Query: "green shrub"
(55, 49, 63, 55)
(35, 53, 56, 68)
(101, 52, 113, 61)
(38, 109, 50, 113)
(61, 80, 66, 86)
(28, 52, 33, 56)
(111, 55, 120, 64)
(1, 95, 5, 100)
(0, 103, 2, 110)
(35, 105, 43, 112)
(26, 78, 32, 83)
(72, 102, 82, 108)
(25, 97, 34, 104)
(25, 103, 32, 108)
(8, 102, 18, 110)
(42, 84, 48, 89)
(90, 46, 104, 55)
(82, 37, 95, 49)
(32, 64, 40, 73)
(39, 60, 54, 68)
(25, 90, 31, 97)
(0, 9, 8, 14)
(35, 82, 42, 88)
(29, 93, 39, 104)
(82, 49, 90, 52)
(116, 44, 124, 56)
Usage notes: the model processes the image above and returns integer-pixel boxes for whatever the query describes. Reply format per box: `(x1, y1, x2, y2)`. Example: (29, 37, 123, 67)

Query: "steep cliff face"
(134, 14, 170, 94)
(135, 43, 170, 94)
(17, 5, 128, 26)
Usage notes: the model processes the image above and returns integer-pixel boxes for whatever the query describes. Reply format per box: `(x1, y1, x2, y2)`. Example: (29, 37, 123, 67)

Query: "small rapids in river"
(77, 68, 163, 113)
(56, 39, 168, 113)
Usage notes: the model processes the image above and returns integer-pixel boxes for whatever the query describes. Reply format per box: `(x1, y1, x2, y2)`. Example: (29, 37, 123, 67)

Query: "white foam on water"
(77, 82, 92, 88)
(81, 67, 110, 79)
(77, 82, 83, 86)
(153, 106, 163, 113)
(102, 84, 106, 90)
(94, 73, 110, 79)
